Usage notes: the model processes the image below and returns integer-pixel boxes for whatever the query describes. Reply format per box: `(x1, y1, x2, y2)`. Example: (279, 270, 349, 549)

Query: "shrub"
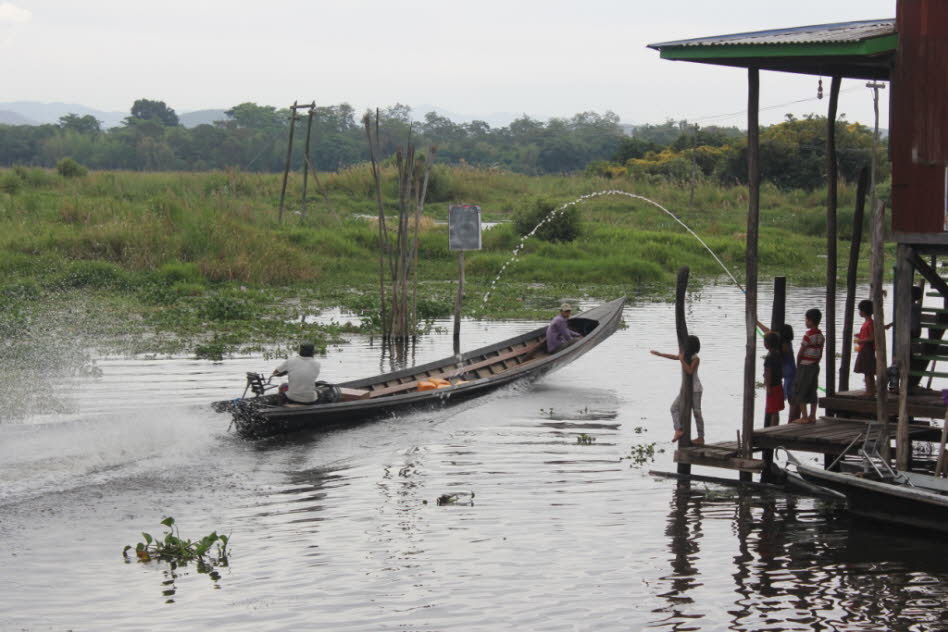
(513, 196, 581, 243)
(156, 261, 204, 286)
(0, 172, 21, 195)
(55, 260, 131, 290)
(203, 293, 254, 321)
(56, 157, 88, 178)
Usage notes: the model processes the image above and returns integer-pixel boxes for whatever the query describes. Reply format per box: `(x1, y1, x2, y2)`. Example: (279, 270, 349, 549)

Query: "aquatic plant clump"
(123, 516, 230, 580)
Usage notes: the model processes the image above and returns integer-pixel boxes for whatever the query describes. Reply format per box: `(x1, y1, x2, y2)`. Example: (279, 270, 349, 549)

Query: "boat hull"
(796, 460, 948, 534)
(214, 298, 626, 438)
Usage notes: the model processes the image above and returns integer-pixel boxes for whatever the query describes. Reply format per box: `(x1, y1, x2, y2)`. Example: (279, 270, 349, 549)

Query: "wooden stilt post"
(741, 67, 761, 482)
(840, 167, 869, 392)
(895, 244, 914, 470)
(825, 76, 841, 396)
(761, 277, 786, 481)
(870, 200, 889, 460)
(301, 102, 316, 212)
(675, 266, 693, 475)
(278, 101, 299, 224)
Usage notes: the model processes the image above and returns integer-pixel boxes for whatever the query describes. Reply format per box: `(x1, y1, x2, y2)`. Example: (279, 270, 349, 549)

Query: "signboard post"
(449, 205, 482, 347)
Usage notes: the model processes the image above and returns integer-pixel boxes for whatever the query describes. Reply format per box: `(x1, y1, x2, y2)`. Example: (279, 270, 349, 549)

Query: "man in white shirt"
(273, 343, 321, 404)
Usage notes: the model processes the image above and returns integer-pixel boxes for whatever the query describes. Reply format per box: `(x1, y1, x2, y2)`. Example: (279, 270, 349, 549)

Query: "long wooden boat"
(793, 455, 948, 533)
(213, 297, 626, 438)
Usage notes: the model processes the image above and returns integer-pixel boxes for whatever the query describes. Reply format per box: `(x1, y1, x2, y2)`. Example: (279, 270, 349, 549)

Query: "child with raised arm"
(650, 335, 705, 445)
(853, 299, 876, 396)
(791, 308, 824, 424)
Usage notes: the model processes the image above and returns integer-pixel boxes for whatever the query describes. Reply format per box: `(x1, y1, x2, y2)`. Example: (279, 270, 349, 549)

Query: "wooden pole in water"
(675, 266, 693, 475)
(870, 199, 889, 460)
(278, 100, 298, 224)
(825, 76, 841, 396)
(840, 166, 869, 392)
(895, 244, 914, 470)
(453, 251, 465, 347)
(761, 277, 785, 481)
(741, 67, 761, 482)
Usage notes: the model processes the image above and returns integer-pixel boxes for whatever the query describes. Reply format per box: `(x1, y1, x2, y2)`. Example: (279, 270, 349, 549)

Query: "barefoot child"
(853, 299, 876, 396)
(756, 320, 799, 421)
(763, 332, 784, 425)
(791, 308, 824, 424)
(650, 335, 705, 445)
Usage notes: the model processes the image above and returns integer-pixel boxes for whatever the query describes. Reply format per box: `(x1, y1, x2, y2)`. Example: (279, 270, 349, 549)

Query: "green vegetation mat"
(0, 165, 882, 359)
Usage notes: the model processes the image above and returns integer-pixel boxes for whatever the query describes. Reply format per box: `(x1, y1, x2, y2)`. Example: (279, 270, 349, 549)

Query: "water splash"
(482, 190, 743, 304)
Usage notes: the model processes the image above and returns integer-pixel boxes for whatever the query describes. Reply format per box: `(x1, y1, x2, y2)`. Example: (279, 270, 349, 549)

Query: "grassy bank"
(0, 165, 877, 357)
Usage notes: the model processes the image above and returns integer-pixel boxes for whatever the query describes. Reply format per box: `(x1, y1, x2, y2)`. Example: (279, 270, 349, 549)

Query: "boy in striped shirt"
(791, 308, 824, 424)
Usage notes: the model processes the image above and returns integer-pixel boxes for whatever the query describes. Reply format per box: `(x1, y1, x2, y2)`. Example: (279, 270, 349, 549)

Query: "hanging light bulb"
(817, 78, 824, 100)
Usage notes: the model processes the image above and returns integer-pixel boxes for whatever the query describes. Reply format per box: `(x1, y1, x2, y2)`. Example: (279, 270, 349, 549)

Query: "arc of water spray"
(482, 190, 745, 305)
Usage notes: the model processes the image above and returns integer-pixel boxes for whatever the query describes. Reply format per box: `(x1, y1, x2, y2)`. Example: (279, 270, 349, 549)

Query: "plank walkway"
(820, 388, 946, 420)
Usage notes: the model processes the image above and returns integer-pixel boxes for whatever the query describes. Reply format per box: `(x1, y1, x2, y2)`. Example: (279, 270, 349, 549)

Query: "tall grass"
(0, 165, 867, 296)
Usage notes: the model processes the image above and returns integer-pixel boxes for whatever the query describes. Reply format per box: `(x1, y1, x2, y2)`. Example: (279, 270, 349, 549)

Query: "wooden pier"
(676, 391, 945, 474)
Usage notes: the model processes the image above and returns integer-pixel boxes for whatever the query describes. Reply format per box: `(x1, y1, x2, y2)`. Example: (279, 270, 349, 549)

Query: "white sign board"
(449, 205, 482, 251)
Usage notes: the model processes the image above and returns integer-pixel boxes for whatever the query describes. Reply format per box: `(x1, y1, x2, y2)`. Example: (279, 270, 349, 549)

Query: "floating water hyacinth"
(482, 190, 743, 305)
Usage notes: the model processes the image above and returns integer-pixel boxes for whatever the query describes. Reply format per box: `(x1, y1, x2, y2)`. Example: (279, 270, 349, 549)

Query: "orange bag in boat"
(431, 378, 451, 388)
(417, 380, 438, 391)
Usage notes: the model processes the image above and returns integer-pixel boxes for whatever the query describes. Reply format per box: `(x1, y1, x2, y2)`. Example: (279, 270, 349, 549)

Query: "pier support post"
(895, 244, 914, 470)
(761, 277, 786, 482)
(675, 266, 693, 475)
(825, 76, 841, 396)
(870, 200, 890, 460)
(740, 67, 761, 482)
(840, 167, 869, 392)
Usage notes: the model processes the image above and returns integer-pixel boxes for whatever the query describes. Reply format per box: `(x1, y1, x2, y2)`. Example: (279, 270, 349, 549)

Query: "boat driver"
(272, 343, 321, 404)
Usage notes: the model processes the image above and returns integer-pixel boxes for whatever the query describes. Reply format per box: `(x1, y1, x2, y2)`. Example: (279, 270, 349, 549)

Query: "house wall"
(891, 0, 948, 234)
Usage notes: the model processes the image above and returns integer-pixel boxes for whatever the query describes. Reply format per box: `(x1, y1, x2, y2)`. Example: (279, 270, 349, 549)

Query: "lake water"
(2, 283, 947, 631)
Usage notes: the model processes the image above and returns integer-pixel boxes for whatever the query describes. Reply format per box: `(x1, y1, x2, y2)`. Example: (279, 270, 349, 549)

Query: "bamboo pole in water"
(741, 67, 761, 481)
(364, 111, 390, 338)
(761, 277, 785, 481)
(675, 266, 693, 475)
(840, 167, 869, 391)
(825, 76, 841, 396)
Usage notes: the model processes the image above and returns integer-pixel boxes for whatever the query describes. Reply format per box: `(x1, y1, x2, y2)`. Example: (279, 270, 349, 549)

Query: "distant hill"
(0, 102, 127, 127)
(0, 110, 38, 126)
(178, 109, 228, 128)
(0, 102, 229, 129)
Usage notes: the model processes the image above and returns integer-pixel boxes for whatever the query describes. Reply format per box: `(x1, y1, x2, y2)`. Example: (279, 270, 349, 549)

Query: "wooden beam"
(841, 166, 868, 392)
(825, 76, 841, 396)
(674, 449, 764, 472)
(675, 266, 693, 473)
(910, 251, 948, 297)
(741, 67, 760, 483)
(278, 100, 298, 224)
(870, 200, 889, 459)
(895, 244, 914, 470)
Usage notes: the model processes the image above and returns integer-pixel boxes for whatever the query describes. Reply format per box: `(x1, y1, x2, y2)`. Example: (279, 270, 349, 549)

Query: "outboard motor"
(315, 381, 341, 404)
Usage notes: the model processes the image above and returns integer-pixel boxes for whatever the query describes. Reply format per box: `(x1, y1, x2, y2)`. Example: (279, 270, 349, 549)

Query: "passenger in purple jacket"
(546, 303, 582, 353)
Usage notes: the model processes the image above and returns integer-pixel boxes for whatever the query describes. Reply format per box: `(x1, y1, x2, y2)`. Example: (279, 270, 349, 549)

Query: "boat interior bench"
(366, 339, 545, 399)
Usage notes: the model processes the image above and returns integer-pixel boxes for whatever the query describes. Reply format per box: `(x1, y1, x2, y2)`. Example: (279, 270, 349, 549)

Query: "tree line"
(0, 99, 888, 190)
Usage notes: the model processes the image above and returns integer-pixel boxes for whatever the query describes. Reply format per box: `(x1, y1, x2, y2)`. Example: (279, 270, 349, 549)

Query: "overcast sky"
(1, 0, 894, 127)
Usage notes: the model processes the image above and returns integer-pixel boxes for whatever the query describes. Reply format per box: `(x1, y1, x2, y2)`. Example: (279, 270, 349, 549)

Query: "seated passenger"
(546, 303, 581, 353)
(272, 343, 321, 404)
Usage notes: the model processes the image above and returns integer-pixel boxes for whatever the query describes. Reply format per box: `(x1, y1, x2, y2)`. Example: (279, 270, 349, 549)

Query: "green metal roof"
(648, 20, 896, 80)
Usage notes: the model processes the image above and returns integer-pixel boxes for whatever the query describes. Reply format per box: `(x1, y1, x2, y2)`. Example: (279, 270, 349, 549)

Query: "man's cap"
(560, 303, 572, 312)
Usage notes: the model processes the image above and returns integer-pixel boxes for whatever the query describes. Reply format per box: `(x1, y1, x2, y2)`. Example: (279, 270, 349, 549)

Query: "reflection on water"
(657, 481, 948, 631)
(2, 284, 948, 631)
